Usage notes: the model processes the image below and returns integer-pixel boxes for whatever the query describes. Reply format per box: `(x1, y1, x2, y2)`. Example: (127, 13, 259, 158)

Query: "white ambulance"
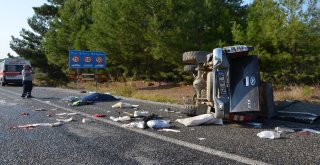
(0, 58, 31, 86)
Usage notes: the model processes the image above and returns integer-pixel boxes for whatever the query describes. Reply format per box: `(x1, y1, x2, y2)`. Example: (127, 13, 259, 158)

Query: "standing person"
(21, 65, 33, 98)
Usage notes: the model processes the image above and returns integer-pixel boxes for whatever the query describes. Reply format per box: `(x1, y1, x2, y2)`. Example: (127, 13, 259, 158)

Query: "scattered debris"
(62, 93, 119, 107)
(158, 129, 180, 133)
(82, 93, 118, 102)
(51, 108, 58, 111)
(133, 111, 149, 117)
(20, 112, 29, 116)
(16, 124, 36, 129)
(70, 100, 93, 106)
(55, 112, 78, 116)
(14, 122, 63, 129)
(62, 96, 79, 103)
(123, 112, 134, 116)
(204, 117, 223, 125)
(47, 114, 52, 117)
(110, 116, 131, 122)
(198, 138, 206, 141)
(123, 121, 145, 129)
(164, 108, 175, 113)
(112, 102, 139, 109)
(147, 120, 170, 129)
(176, 114, 222, 127)
(93, 114, 106, 117)
(275, 127, 295, 134)
(56, 113, 67, 116)
(33, 108, 47, 111)
(82, 118, 93, 123)
(56, 117, 73, 123)
(67, 113, 78, 116)
(257, 131, 281, 139)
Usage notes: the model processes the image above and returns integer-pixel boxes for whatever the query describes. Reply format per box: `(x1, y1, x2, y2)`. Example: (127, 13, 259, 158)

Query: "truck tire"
(184, 65, 197, 73)
(183, 104, 197, 116)
(183, 51, 210, 64)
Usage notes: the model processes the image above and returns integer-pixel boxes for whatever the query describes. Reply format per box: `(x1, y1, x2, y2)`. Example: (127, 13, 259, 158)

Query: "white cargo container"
(0, 58, 31, 86)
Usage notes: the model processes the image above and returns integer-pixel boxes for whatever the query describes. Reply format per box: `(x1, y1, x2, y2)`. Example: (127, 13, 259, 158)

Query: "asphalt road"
(0, 85, 319, 165)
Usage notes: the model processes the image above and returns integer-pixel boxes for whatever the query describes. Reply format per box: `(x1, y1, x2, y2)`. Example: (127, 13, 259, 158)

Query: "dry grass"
(274, 85, 320, 103)
(66, 81, 320, 104)
(67, 81, 194, 104)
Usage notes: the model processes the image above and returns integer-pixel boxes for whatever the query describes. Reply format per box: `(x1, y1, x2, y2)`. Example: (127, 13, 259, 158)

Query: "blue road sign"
(69, 50, 106, 68)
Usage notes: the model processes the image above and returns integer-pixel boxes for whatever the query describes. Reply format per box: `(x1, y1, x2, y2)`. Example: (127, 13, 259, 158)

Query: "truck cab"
(183, 45, 274, 119)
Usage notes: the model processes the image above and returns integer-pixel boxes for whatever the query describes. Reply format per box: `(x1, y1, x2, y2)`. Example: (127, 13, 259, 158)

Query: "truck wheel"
(184, 65, 197, 73)
(183, 51, 210, 64)
(183, 104, 197, 116)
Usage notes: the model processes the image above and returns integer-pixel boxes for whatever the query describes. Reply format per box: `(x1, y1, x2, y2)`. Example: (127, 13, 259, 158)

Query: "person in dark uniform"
(21, 65, 33, 98)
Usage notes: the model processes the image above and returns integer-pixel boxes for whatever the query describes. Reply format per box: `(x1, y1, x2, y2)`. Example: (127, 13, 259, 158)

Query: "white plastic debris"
(257, 131, 281, 139)
(56, 112, 78, 116)
(302, 129, 320, 134)
(56, 117, 73, 123)
(17, 122, 63, 128)
(33, 108, 47, 111)
(123, 112, 134, 116)
(275, 127, 295, 134)
(164, 108, 175, 113)
(123, 121, 145, 129)
(67, 113, 78, 116)
(176, 114, 222, 127)
(147, 120, 170, 129)
(110, 116, 131, 122)
(111, 102, 139, 108)
(38, 122, 63, 127)
(203, 117, 223, 125)
(82, 118, 93, 123)
(158, 129, 180, 133)
(133, 111, 149, 117)
(56, 113, 67, 116)
(51, 108, 58, 111)
(198, 138, 206, 141)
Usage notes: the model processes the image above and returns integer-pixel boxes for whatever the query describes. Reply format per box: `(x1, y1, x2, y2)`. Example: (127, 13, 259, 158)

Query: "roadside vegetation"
(62, 81, 320, 104)
(5, 0, 320, 104)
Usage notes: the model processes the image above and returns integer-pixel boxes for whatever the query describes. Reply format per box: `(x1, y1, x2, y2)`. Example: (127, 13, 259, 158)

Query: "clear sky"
(0, 0, 47, 59)
(0, 0, 253, 59)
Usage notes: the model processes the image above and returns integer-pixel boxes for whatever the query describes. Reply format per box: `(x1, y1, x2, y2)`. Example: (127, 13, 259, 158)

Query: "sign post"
(68, 50, 106, 91)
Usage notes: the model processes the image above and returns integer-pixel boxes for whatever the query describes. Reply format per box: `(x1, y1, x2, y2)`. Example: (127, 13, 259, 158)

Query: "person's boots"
(21, 93, 26, 98)
(26, 92, 32, 98)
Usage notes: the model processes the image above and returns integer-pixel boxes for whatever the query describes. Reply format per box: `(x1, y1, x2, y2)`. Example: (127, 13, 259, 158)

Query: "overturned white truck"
(183, 45, 274, 119)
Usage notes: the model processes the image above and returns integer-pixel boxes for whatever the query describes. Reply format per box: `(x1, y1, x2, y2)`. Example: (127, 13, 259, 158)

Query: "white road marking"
(0, 88, 271, 165)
